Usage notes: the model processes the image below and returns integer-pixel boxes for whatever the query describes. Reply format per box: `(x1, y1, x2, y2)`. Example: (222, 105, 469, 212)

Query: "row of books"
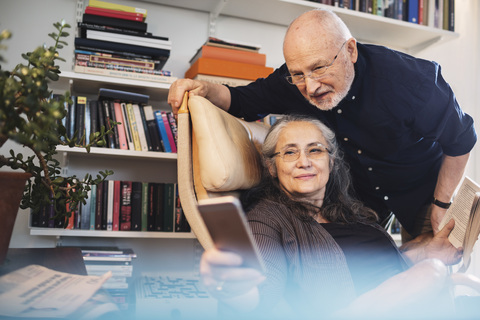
(31, 180, 191, 233)
(185, 37, 274, 86)
(64, 88, 178, 153)
(311, 0, 454, 30)
(80, 246, 137, 313)
(74, 0, 176, 84)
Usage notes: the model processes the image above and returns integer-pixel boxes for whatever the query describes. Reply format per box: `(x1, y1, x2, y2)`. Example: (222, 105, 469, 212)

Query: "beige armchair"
(176, 94, 268, 249)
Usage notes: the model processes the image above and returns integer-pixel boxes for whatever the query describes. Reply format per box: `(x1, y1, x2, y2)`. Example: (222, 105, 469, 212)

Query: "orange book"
(185, 57, 273, 81)
(189, 45, 267, 66)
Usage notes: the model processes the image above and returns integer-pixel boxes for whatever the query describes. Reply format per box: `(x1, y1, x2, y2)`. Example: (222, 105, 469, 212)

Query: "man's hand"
(400, 219, 463, 266)
(167, 79, 210, 115)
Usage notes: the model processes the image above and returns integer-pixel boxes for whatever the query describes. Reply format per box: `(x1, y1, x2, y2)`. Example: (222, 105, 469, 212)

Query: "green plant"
(0, 21, 113, 223)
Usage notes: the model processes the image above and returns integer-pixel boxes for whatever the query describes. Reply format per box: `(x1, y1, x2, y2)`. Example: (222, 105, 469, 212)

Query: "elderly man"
(168, 9, 476, 243)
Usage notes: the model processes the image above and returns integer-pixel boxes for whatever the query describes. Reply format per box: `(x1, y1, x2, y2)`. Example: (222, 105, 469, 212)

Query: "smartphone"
(197, 196, 266, 273)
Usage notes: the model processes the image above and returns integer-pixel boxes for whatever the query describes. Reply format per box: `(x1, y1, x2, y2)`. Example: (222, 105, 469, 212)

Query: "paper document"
(0, 264, 111, 318)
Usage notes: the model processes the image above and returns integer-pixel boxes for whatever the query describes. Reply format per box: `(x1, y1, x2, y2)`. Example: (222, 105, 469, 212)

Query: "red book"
(85, 6, 144, 22)
(112, 180, 121, 231)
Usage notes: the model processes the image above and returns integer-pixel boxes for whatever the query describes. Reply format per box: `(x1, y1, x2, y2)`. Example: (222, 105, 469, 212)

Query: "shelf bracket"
(208, 0, 229, 37)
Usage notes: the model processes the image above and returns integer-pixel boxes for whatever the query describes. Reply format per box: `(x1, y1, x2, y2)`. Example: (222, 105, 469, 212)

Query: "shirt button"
(384, 196, 389, 200)
(368, 167, 373, 171)
(344, 137, 349, 142)
(352, 96, 356, 100)
(337, 109, 342, 114)
(375, 186, 380, 190)
(357, 149, 362, 154)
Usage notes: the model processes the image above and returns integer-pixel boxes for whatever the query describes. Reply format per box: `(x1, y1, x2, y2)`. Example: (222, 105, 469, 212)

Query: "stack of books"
(185, 37, 274, 87)
(74, 0, 175, 83)
(80, 247, 136, 313)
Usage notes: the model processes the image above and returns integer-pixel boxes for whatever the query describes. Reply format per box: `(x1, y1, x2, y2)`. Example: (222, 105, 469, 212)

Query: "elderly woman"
(200, 114, 464, 319)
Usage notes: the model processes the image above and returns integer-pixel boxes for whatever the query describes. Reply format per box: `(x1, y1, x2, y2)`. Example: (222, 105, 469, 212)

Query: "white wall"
(1, 0, 479, 276)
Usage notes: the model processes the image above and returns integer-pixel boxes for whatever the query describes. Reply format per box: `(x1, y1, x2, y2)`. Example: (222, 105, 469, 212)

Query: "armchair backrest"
(177, 95, 269, 249)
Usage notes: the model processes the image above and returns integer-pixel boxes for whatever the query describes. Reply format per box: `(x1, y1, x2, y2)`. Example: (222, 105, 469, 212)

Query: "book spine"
(75, 96, 87, 145)
(89, 184, 97, 230)
(74, 64, 176, 84)
(166, 112, 178, 150)
(142, 105, 163, 152)
(82, 13, 147, 33)
(141, 182, 149, 231)
(106, 180, 114, 231)
(161, 111, 177, 153)
(75, 52, 155, 70)
(85, 6, 144, 22)
(120, 181, 132, 231)
(125, 103, 142, 151)
(95, 181, 104, 230)
(112, 180, 121, 231)
(191, 45, 266, 66)
(132, 104, 149, 152)
(81, 189, 92, 230)
(108, 100, 120, 148)
(147, 183, 156, 231)
(154, 110, 171, 152)
(68, 96, 76, 140)
(131, 181, 143, 231)
(84, 31, 171, 50)
(163, 183, 174, 232)
(154, 183, 164, 231)
(101, 100, 116, 148)
(113, 102, 129, 150)
(89, 0, 147, 17)
(138, 105, 153, 151)
(74, 38, 169, 60)
(120, 103, 135, 150)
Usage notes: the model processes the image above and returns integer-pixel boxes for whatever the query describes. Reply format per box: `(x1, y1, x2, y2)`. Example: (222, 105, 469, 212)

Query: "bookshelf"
(144, 0, 458, 54)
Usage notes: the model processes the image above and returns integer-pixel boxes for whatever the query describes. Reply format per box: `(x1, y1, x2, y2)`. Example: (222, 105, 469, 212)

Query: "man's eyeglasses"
(271, 143, 330, 162)
(285, 40, 348, 85)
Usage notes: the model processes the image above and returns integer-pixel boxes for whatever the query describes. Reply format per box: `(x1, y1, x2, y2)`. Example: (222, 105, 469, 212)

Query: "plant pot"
(0, 172, 30, 265)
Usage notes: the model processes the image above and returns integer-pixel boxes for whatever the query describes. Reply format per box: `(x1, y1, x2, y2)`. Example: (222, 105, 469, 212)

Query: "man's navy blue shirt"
(228, 43, 477, 233)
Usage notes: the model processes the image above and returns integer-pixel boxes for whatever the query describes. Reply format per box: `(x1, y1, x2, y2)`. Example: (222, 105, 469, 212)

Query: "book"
(98, 88, 150, 104)
(85, 6, 144, 22)
(131, 182, 143, 232)
(185, 57, 274, 81)
(82, 13, 147, 33)
(88, 0, 147, 18)
(75, 96, 87, 144)
(101, 100, 116, 149)
(120, 103, 135, 150)
(189, 45, 267, 66)
(154, 110, 172, 152)
(112, 180, 121, 231)
(113, 102, 128, 150)
(75, 52, 156, 71)
(132, 104, 149, 152)
(204, 37, 261, 53)
(74, 63, 175, 84)
(438, 176, 480, 272)
(89, 184, 97, 230)
(81, 189, 92, 230)
(192, 74, 252, 87)
(174, 186, 190, 232)
(95, 180, 104, 230)
(408, 0, 419, 23)
(81, 28, 171, 50)
(89, 100, 99, 146)
(125, 103, 142, 151)
(141, 182, 149, 231)
(166, 112, 178, 150)
(120, 181, 132, 231)
(101, 180, 109, 230)
(163, 183, 175, 232)
(106, 180, 115, 231)
(153, 183, 165, 231)
(161, 111, 177, 153)
(74, 38, 170, 62)
(138, 105, 153, 151)
(147, 183, 156, 231)
(142, 105, 163, 152)
(75, 48, 167, 69)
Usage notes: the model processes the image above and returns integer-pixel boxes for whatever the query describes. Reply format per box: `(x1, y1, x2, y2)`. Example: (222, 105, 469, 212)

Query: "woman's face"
(271, 121, 331, 205)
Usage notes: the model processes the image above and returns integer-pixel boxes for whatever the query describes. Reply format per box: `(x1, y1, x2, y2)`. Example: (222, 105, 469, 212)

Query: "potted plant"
(0, 21, 113, 263)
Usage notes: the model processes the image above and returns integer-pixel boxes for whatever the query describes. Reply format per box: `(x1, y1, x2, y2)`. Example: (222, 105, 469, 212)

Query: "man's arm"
(167, 79, 232, 114)
(431, 153, 470, 234)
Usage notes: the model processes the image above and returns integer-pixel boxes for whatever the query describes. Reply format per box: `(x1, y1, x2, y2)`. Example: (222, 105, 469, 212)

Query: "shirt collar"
(344, 43, 366, 102)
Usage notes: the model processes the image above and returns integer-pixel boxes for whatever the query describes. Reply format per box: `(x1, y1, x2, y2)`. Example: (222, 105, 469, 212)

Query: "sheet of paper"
(0, 264, 111, 318)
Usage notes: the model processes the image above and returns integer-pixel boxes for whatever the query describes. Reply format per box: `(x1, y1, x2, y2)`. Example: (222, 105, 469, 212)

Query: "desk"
(0, 247, 87, 276)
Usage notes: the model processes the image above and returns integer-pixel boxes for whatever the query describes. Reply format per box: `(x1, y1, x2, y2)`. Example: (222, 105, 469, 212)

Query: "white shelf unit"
(29, 72, 192, 238)
(141, 0, 458, 53)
